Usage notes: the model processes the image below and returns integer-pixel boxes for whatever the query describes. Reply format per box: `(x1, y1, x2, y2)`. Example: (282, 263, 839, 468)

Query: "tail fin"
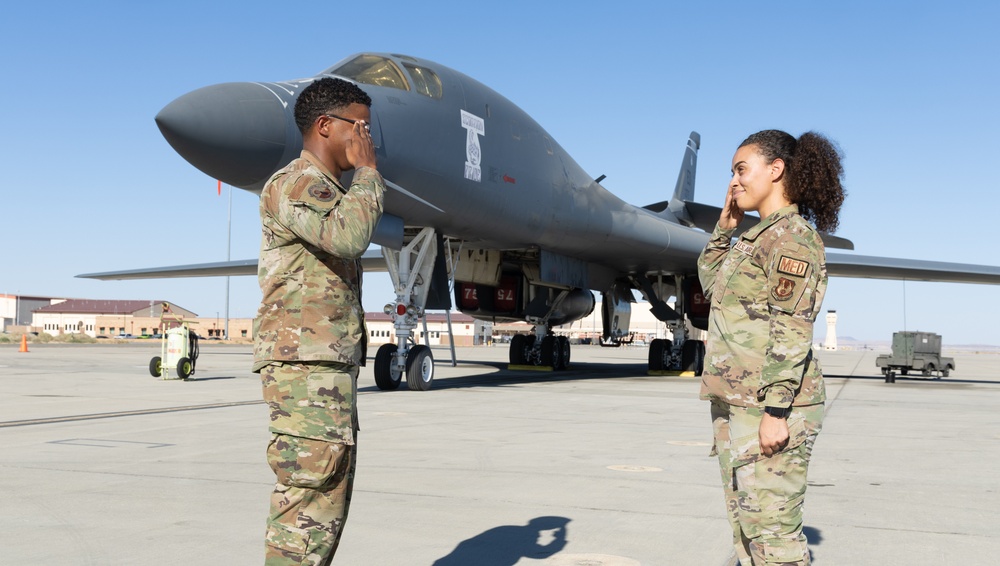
(642, 131, 700, 219)
(671, 131, 700, 204)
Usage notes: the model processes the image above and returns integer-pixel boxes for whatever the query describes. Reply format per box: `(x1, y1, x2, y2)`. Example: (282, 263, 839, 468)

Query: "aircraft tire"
(557, 336, 570, 370)
(177, 357, 192, 380)
(374, 343, 402, 390)
(540, 336, 556, 368)
(681, 340, 706, 375)
(406, 345, 434, 391)
(510, 334, 529, 365)
(648, 339, 671, 371)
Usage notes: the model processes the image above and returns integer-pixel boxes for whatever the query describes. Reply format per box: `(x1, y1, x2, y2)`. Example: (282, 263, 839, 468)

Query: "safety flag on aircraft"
(217, 180, 222, 196)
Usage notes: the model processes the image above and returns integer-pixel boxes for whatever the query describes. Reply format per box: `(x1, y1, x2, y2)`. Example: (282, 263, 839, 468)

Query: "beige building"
(1, 294, 62, 333)
(33, 299, 199, 338)
(24, 294, 701, 346)
(365, 312, 478, 347)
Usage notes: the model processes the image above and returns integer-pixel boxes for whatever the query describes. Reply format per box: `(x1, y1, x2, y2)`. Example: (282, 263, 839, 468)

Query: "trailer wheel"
(177, 357, 193, 379)
(900, 368, 908, 376)
(149, 356, 162, 378)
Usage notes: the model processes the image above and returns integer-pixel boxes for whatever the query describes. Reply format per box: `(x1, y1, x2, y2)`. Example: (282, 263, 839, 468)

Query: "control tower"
(824, 310, 838, 350)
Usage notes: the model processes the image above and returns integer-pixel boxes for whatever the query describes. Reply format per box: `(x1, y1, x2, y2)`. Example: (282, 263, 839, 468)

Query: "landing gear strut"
(373, 228, 439, 391)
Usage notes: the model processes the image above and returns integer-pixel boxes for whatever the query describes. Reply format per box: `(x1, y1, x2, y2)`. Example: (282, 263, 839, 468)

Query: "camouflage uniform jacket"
(252, 150, 385, 372)
(697, 205, 827, 408)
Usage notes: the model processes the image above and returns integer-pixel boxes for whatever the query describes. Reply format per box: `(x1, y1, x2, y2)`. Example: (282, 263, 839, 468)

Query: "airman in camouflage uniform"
(698, 130, 845, 565)
(253, 77, 384, 566)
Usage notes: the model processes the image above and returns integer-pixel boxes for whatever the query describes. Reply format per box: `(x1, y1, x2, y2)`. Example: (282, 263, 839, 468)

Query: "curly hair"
(294, 77, 372, 134)
(740, 129, 846, 233)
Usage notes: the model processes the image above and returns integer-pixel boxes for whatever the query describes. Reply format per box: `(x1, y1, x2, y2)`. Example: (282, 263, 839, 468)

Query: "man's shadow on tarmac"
(804, 526, 823, 563)
(432, 516, 570, 566)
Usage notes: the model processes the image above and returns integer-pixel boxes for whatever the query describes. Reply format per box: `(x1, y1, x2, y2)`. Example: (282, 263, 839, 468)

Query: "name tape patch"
(777, 256, 808, 277)
(734, 240, 754, 256)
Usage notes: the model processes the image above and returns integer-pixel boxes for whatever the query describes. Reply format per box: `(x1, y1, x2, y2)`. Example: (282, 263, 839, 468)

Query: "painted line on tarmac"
(0, 400, 263, 428)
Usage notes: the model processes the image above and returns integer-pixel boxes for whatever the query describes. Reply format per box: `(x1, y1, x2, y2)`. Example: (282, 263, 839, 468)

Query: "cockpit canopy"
(326, 54, 443, 99)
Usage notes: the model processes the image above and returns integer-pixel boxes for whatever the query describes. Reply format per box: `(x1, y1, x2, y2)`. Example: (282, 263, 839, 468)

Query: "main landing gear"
(647, 338, 705, 374)
(508, 324, 572, 371)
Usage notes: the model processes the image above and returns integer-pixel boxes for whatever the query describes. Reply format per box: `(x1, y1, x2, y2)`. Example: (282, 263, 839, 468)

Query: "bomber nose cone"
(155, 82, 300, 191)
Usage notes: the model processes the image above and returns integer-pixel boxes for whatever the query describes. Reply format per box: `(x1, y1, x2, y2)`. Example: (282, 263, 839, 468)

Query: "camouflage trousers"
(261, 362, 359, 566)
(710, 401, 824, 566)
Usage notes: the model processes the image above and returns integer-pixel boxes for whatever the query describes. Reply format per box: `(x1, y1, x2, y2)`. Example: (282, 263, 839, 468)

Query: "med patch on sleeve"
(767, 240, 815, 313)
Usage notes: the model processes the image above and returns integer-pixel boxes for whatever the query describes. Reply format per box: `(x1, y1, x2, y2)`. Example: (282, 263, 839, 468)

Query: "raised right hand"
(718, 182, 744, 230)
(346, 120, 377, 170)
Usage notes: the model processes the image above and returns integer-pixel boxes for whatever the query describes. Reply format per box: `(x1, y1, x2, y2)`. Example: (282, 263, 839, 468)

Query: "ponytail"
(740, 130, 846, 232)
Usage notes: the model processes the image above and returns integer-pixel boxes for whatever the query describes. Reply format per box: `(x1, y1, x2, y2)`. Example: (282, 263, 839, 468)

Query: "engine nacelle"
(546, 288, 596, 326)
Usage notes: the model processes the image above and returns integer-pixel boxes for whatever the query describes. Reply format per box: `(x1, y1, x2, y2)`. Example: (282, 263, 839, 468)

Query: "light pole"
(225, 184, 232, 340)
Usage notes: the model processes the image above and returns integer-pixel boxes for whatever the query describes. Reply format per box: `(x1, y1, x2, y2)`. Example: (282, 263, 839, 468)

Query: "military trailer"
(876, 331, 954, 383)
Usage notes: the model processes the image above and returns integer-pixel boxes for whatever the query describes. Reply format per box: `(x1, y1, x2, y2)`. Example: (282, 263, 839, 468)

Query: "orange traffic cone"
(19, 334, 29, 353)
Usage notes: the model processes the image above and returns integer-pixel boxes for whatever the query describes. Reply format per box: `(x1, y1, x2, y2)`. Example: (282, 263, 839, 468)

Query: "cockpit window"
(403, 63, 443, 99)
(329, 54, 409, 91)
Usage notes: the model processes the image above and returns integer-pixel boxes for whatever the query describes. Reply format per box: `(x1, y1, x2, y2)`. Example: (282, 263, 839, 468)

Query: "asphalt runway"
(1, 343, 998, 565)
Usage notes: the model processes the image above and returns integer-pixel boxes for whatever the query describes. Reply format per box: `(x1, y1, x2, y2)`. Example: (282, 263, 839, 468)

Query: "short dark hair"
(294, 77, 372, 134)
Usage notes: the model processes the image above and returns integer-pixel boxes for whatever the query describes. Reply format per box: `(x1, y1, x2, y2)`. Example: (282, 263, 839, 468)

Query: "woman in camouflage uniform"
(698, 130, 845, 565)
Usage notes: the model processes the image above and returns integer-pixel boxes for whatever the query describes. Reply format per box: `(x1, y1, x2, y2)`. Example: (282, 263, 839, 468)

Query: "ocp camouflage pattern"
(711, 402, 825, 564)
(697, 205, 827, 408)
(261, 362, 358, 443)
(253, 150, 385, 372)
(265, 430, 357, 563)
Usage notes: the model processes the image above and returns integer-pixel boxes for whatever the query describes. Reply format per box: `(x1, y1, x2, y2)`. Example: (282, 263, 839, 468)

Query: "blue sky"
(2, 1, 998, 346)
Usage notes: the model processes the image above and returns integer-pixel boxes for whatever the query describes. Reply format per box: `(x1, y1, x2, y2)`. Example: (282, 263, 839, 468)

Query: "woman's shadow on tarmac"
(432, 516, 570, 566)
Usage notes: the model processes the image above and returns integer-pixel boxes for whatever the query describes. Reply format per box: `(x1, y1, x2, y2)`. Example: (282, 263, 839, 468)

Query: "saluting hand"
(718, 182, 744, 230)
(346, 120, 377, 170)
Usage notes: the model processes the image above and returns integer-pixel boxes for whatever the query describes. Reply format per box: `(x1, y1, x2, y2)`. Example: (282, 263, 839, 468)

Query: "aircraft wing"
(826, 252, 1000, 285)
(77, 249, 387, 281)
(682, 200, 856, 251)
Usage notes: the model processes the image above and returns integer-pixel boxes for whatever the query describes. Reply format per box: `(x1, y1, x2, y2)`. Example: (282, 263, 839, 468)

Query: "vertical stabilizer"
(664, 132, 700, 223)
(672, 132, 700, 203)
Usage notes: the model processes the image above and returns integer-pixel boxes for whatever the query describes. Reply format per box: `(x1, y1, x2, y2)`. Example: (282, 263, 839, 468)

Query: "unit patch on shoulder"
(777, 256, 808, 277)
(771, 277, 796, 302)
(734, 240, 754, 256)
(307, 185, 335, 202)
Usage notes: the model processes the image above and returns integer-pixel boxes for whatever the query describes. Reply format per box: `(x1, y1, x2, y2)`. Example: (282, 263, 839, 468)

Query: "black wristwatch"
(764, 405, 792, 419)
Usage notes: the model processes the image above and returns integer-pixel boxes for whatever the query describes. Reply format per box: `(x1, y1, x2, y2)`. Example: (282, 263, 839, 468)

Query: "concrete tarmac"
(1, 342, 998, 565)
